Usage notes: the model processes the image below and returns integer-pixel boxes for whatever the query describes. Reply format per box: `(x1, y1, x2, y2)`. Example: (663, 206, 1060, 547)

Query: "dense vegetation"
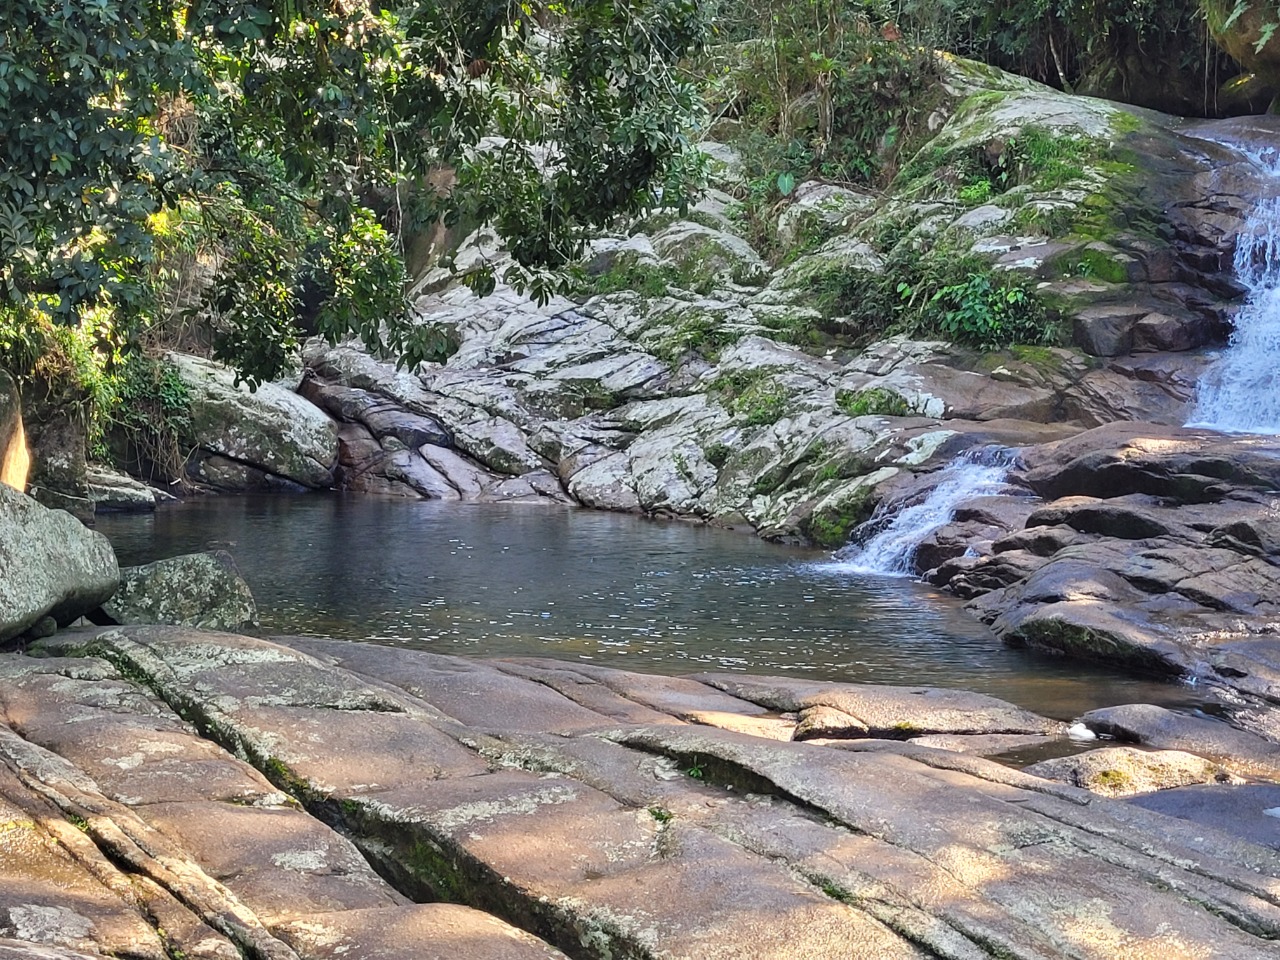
(3, 0, 1279, 431)
(0, 0, 708, 390)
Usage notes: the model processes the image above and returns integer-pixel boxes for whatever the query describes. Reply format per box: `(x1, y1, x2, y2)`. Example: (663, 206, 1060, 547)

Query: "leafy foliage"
(810, 236, 1056, 350)
(837, 387, 911, 418)
(924, 273, 1045, 350)
(711, 1, 938, 258)
(104, 354, 192, 480)
(896, 0, 1257, 115)
(710, 369, 791, 425)
(1, 0, 711, 385)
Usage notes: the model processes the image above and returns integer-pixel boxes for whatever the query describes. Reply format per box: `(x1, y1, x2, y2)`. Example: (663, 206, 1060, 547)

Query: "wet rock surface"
(2, 626, 1277, 960)
(903, 422, 1280, 723)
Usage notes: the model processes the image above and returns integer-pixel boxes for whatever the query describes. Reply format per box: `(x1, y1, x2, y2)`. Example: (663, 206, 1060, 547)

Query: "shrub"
(837, 387, 913, 418)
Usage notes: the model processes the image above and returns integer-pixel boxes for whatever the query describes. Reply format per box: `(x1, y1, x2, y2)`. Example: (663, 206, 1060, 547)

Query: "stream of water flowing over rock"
(1188, 141, 1280, 434)
(826, 447, 1020, 576)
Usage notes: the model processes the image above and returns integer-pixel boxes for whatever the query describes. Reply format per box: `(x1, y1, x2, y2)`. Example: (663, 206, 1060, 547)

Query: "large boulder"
(97, 551, 257, 632)
(0, 484, 118, 642)
(168, 353, 339, 490)
(775, 181, 876, 248)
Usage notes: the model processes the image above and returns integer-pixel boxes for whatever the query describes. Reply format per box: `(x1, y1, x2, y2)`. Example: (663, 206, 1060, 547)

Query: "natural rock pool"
(98, 494, 1203, 719)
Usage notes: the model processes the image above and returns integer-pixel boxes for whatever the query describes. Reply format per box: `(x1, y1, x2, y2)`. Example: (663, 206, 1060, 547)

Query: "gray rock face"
(691, 673, 1063, 740)
(0, 485, 118, 643)
(21, 386, 92, 522)
(97, 551, 257, 632)
(169, 353, 339, 490)
(776, 181, 876, 247)
(1129, 783, 1280, 851)
(901, 422, 1280, 726)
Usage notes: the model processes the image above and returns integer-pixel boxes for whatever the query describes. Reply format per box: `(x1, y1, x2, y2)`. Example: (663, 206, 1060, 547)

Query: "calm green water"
(97, 494, 1201, 720)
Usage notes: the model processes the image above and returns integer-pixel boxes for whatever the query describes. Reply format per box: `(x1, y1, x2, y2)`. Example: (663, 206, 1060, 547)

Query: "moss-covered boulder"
(97, 550, 258, 632)
(169, 353, 339, 490)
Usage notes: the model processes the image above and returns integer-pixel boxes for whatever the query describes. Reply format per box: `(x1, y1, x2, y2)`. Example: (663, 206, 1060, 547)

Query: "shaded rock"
(991, 524, 1087, 557)
(1072, 305, 1148, 357)
(1209, 515, 1280, 560)
(993, 599, 1188, 675)
(85, 464, 165, 513)
(1023, 421, 1280, 503)
(1024, 746, 1239, 797)
(1025, 495, 1186, 540)
(333, 423, 401, 495)
(1128, 783, 1280, 851)
(1081, 704, 1280, 780)
(0, 485, 118, 643)
(299, 378, 451, 449)
(96, 552, 257, 632)
(1132, 311, 1214, 352)
(933, 549, 1048, 598)
(188, 455, 310, 493)
(168, 353, 338, 489)
(19, 375, 95, 522)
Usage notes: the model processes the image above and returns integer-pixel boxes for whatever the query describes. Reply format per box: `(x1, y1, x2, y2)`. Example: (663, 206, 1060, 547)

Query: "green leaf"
(776, 171, 796, 196)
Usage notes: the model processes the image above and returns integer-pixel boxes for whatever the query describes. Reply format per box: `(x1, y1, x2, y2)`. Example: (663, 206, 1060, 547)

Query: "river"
(97, 494, 1202, 721)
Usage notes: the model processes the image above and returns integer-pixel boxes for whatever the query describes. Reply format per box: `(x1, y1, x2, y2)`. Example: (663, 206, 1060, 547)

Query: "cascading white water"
(1188, 143, 1280, 435)
(828, 448, 1018, 577)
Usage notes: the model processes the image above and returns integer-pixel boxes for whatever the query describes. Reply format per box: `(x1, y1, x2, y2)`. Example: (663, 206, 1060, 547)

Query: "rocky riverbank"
(8, 59, 1270, 756)
(2, 624, 1279, 960)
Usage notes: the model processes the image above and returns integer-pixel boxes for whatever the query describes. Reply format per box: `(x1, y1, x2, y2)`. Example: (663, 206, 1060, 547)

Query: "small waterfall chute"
(827, 447, 1020, 578)
(1188, 142, 1280, 435)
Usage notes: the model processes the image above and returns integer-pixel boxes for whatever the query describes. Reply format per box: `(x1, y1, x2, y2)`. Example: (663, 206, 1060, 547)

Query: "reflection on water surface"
(97, 494, 1201, 719)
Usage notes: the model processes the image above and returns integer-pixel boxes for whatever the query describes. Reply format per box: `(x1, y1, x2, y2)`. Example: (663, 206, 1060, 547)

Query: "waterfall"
(827, 447, 1019, 577)
(1188, 143, 1280, 435)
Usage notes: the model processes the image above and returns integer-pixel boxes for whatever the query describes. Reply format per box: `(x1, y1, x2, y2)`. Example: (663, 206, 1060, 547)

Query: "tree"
(0, 0, 710, 384)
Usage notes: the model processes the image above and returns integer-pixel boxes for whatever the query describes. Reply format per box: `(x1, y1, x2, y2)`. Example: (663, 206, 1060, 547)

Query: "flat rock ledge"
(0, 627, 1278, 960)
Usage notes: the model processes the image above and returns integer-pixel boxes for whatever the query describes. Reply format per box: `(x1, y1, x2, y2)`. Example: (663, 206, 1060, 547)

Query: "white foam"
(1188, 144, 1280, 435)
(826, 448, 1017, 578)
